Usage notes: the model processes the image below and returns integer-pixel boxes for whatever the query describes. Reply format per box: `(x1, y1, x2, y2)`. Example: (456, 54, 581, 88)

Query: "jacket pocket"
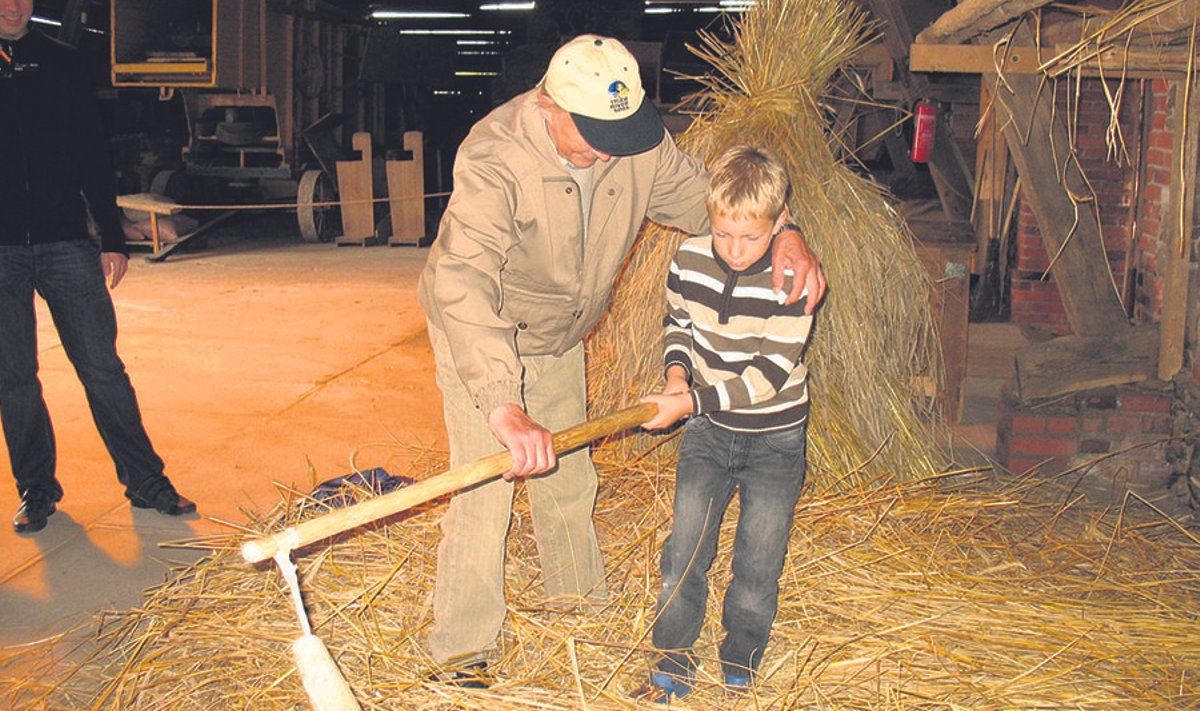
(499, 283, 577, 350)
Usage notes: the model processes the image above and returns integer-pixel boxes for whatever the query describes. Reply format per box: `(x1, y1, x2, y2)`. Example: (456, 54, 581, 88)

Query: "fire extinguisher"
(910, 99, 938, 163)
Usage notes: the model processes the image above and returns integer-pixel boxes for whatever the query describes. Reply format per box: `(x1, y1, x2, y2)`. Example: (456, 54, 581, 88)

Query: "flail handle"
(242, 402, 657, 564)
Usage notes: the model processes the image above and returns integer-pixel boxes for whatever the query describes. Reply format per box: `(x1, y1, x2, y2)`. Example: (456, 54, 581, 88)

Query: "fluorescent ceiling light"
(644, 7, 681, 12)
(720, 0, 756, 5)
(480, 2, 535, 10)
(371, 10, 470, 19)
(456, 70, 500, 77)
(30, 15, 62, 27)
(457, 39, 497, 45)
(400, 29, 508, 35)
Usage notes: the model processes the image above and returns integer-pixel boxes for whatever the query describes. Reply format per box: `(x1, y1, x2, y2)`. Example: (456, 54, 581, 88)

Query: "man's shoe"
(13, 492, 58, 533)
(129, 479, 196, 516)
(630, 671, 691, 703)
(426, 660, 490, 689)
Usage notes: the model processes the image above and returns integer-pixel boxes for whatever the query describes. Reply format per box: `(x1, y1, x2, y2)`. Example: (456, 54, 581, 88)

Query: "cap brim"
(570, 97, 665, 157)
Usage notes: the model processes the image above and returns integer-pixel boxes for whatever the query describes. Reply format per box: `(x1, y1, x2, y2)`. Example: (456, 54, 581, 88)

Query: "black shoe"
(129, 479, 197, 516)
(13, 491, 58, 533)
(426, 661, 490, 689)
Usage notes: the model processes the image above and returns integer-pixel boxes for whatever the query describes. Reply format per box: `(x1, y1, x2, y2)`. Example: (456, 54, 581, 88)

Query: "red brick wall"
(1135, 79, 1175, 324)
(1010, 79, 1155, 335)
(996, 383, 1174, 492)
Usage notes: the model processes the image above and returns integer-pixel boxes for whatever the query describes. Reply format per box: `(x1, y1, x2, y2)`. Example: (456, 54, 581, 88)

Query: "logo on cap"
(608, 81, 631, 114)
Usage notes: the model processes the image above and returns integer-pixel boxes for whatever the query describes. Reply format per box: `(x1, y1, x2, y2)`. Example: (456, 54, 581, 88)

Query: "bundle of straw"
(586, 0, 947, 487)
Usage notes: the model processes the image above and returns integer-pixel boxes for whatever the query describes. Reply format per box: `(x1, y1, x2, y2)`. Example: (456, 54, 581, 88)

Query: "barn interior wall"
(1009, 77, 1162, 337)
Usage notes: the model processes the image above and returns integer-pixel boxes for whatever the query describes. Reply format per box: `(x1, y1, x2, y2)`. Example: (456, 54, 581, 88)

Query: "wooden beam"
(1015, 324, 1160, 401)
(911, 42, 1196, 78)
(917, 0, 1053, 46)
(1137, 0, 1200, 35)
(996, 73, 1130, 336)
(1159, 71, 1200, 379)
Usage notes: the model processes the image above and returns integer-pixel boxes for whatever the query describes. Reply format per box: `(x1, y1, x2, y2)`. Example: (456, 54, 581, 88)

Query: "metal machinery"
(110, 0, 348, 243)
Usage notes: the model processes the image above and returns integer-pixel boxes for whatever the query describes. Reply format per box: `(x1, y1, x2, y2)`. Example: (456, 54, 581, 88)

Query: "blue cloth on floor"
(311, 467, 413, 508)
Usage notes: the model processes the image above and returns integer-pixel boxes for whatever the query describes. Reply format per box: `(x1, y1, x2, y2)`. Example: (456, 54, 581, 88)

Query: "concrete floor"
(0, 214, 1025, 661)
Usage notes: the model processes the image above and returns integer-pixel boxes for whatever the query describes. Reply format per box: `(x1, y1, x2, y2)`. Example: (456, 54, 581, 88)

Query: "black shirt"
(0, 30, 126, 254)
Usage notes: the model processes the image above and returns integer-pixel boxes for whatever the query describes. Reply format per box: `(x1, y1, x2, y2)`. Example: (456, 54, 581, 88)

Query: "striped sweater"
(663, 235, 814, 433)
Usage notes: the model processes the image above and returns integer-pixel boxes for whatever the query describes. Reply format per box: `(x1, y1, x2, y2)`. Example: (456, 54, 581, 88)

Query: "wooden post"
(386, 131, 426, 246)
(1159, 71, 1200, 379)
(334, 132, 377, 245)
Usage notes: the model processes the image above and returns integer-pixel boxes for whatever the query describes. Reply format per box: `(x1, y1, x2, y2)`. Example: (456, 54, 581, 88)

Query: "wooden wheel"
(149, 169, 192, 204)
(297, 169, 339, 243)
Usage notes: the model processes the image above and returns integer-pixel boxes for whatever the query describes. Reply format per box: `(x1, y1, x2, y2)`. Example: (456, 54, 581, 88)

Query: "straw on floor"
(2, 447, 1197, 709)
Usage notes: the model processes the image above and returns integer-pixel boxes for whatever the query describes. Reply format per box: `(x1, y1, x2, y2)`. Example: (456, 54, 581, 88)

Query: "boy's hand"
(771, 226, 825, 313)
(488, 403, 556, 480)
(639, 392, 694, 430)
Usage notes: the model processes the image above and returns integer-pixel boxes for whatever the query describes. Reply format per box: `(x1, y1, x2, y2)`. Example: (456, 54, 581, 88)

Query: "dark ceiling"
(35, 0, 743, 104)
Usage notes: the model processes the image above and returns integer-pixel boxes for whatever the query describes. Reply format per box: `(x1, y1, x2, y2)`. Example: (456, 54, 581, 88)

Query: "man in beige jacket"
(417, 34, 825, 685)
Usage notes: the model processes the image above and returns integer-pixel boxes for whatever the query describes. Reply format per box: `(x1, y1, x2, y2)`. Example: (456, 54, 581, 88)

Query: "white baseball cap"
(542, 35, 665, 156)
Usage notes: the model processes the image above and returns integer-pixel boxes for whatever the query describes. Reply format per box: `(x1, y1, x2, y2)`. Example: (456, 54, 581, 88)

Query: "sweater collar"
(711, 235, 775, 277)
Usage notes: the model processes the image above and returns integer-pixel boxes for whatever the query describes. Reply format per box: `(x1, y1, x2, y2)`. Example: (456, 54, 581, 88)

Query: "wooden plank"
(386, 131, 426, 246)
(1159, 72, 1200, 379)
(1015, 324, 1161, 401)
(911, 42, 1195, 78)
(917, 0, 1053, 45)
(335, 132, 377, 245)
(995, 73, 1129, 336)
(972, 75, 1018, 269)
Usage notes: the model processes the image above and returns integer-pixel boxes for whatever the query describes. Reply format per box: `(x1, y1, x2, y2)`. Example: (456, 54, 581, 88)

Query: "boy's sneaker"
(724, 671, 752, 695)
(630, 671, 691, 703)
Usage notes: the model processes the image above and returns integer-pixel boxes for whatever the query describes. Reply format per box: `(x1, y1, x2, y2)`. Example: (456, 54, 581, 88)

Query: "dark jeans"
(653, 415, 807, 680)
(0, 240, 164, 502)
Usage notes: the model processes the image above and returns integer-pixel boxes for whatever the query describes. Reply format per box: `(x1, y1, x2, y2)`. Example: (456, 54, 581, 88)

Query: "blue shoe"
(724, 672, 751, 694)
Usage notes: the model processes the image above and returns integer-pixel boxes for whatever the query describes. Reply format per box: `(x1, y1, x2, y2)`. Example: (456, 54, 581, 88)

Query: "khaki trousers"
(425, 324, 606, 664)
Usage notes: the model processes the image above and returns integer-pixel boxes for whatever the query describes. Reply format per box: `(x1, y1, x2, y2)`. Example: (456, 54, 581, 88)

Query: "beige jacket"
(418, 89, 710, 416)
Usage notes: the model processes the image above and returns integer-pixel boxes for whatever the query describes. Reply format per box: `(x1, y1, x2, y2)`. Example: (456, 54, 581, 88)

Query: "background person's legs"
(33, 241, 166, 499)
(0, 246, 62, 516)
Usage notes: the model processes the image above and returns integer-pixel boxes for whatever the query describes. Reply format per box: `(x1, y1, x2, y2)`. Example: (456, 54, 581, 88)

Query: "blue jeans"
(653, 415, 807, 680)
(0, 240, 164, 501)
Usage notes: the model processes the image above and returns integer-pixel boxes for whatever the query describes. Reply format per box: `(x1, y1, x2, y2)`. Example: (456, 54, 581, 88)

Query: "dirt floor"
(0, 214, 446, 648)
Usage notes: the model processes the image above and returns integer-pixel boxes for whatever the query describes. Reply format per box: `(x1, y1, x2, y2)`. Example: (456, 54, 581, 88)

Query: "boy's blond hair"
(706, 145, 790, 221)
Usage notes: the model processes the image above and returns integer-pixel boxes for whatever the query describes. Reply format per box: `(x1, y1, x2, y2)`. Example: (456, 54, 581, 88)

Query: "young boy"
(637, 145, 814, 700)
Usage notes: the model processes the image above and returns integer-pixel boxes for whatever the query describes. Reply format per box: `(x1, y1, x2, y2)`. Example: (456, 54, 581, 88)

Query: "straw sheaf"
(4, 455, 1198, 709)
(586, 0, 947, 486)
